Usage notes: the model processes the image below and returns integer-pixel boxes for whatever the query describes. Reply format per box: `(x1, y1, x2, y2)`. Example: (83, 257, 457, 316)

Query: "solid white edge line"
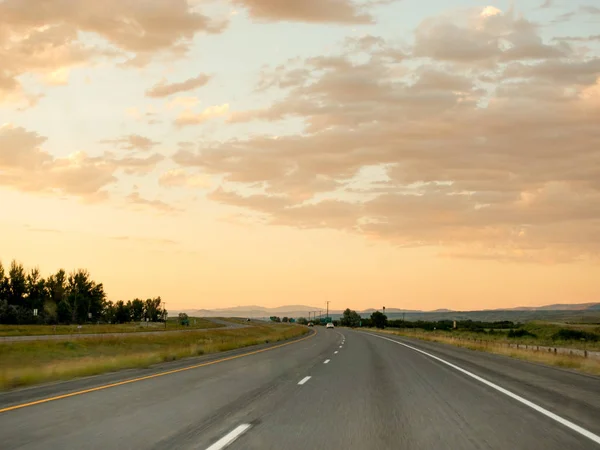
(324, 359, 331, 364)
(367, 333, 600, 446)
(298, 376, 311, 385)
(205, 424, 252, 450)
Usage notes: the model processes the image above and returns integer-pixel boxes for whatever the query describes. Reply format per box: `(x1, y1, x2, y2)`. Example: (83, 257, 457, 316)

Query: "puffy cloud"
(146, 73, 211, 98)
(0, 125, 117, 199)
(100, 134, 159, 152)
(0, 0, 223, 103)
(414, 6, 571, 64)
(158, 169, 211, 188)
(174, 103, 230, 126)
(172, 7, 600, 262)
(126, 192, 179, 212)
(0, 125, 166, 201)
(106, 153, 165, 175)
(231, 0, 372, 24)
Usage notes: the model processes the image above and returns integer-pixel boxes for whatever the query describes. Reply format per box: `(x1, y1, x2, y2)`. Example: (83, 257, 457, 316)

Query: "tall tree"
(370, 311, 388, 329)
(45, 269, 67, 322)
(26, 268, 47, 320)
(130, 298, 144, 321)
(144, 297, 163, 322)
(114, 300, 131, 323)
(0, 261, 8, 300)
(8, 260, 27, 306)
(341, 308, 361, 328)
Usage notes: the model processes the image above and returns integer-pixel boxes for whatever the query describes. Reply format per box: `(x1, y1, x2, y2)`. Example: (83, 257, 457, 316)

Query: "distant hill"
(170, 302, 599, 322)
(497, 303, 599, 311)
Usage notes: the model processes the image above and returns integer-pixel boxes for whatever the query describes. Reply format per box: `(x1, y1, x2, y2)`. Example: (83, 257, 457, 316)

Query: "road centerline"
(205, 424, 251, 450)
(324, 359, 330, 364)
(298, 376, 311, 385)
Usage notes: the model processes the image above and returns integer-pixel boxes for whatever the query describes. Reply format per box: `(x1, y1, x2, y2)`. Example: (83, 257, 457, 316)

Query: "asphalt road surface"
(1, 328, 599, 449)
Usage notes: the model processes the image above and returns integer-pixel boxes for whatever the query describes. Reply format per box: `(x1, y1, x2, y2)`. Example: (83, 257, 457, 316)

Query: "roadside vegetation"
(0, 323, 308, 390)
(0, 317, 222, 336)
(0, 259, 166, 325)
(338, 307, 600, 375)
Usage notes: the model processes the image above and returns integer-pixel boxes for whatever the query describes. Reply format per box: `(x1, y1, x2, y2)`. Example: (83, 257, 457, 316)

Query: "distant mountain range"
(171, 302, 600, 319)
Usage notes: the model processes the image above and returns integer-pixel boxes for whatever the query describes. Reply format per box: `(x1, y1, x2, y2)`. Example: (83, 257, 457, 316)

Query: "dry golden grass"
(0, 323, 308, 390)
(374, 329, 600, 376)
(0, 318, 221, 336)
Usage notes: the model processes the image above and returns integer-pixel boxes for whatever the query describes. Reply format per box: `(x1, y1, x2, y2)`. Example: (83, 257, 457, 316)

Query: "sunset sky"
(1, 0, 599, 311)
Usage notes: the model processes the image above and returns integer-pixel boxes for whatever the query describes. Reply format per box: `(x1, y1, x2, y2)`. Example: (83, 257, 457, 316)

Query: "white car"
(326, 322, 334, 329)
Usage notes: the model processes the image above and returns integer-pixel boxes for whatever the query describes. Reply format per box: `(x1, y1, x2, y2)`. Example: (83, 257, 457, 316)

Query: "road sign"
(33, 309, 38, 317)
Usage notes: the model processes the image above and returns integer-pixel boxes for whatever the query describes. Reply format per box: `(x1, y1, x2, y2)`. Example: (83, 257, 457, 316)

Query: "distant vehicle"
(326, 322, 334, 329)
(308, 322, 314, 327)
(246, 318, 251, 322)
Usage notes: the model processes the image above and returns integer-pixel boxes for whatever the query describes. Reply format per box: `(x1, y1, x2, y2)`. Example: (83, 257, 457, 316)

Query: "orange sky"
(1, 0, 599, 310)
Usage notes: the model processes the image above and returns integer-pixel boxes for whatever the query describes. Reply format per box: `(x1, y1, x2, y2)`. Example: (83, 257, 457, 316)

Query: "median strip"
(0, 330, 316, 414)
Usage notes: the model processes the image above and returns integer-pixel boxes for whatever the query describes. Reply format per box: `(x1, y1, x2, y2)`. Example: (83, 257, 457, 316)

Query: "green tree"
(26, 268, 47, 321)
(296, 317, 308, 325)
(57, 299, 72, 323)
(102, 300, 116, 323)
(370, 311, 387, 329)
(130, 298, 144, 321)
(178, 312, 189, 326)
(341, 308, 361, 328)
(270, 316, 281, 323)
(8, 260, 27, 306)
(282, 316, 289, 323)
(45, 270, 67, 323)
(144, 297, 163, 322)
(0, 261, 8, 301)
(114, 300, 131, 323)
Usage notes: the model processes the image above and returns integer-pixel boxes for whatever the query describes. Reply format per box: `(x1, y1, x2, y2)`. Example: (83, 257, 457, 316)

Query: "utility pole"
(319, 310, 322, 322)
(164, 301, 167, 330)
(326, 301, 330, 322)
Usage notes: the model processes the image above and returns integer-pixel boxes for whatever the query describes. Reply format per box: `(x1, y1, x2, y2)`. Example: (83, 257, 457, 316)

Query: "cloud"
(100, 134, 159, 152)
(0, 0, 223, 102)
(174, 103, 230, 126)
(413, 7, 570, 63)
(126, 192, 180, 213)
(0, 125, 166, 200)
(158, 169, 211, 188)
(231, 0, 373, 24)
(0, 126, 117, 200)
(580, 5, 600, 15)
(110, 236, 178, 245)
(172, 7, 600, 263)
(553, 35, 600, 42)
(146, 73, 212, 98)
(107, 153, 165, 175)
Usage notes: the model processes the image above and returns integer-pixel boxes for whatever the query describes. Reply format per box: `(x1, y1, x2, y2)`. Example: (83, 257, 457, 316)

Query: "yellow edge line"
(0, 329, 316, 414)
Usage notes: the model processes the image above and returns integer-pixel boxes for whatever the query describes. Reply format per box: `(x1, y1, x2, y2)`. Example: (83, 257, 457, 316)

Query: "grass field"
(374, 327, 600, 376)
(0, 317, 222, 336)
(0, 323, 308, 390)
(386, 321, 600, 351)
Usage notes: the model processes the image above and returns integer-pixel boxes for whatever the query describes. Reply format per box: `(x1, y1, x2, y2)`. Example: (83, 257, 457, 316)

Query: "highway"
(1, 328, 599, 449)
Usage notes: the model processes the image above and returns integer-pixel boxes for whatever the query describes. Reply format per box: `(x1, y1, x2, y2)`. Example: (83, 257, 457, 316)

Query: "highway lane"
(1, 328, 599, 449)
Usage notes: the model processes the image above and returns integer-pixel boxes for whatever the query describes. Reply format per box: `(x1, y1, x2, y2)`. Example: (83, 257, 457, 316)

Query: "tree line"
(0, 260, 165, 325)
